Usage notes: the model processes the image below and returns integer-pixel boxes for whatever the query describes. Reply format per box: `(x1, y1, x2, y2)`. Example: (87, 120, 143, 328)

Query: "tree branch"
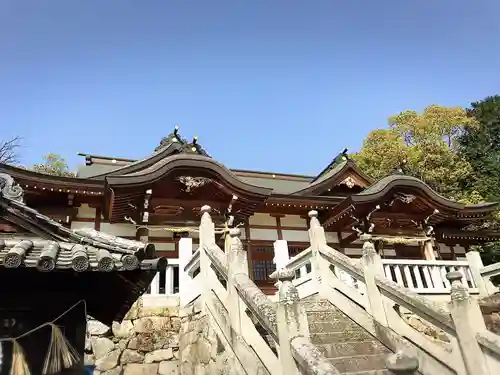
(0, 136, 22, 165)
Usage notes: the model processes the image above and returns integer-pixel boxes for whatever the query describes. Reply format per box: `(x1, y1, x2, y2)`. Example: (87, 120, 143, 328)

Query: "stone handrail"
(232, 273, 278, 339)
(477, 330, 500, 357)
(290, 336, 340, 375)
(481, 261, 500, 279)
(300, 209, 500, 375)
(318, 245, 455, 334)
(195, 206, 337, 375)
(285, 247, 312, 270)
(184, 248, 200, 274)
(205, 243, 229, 277)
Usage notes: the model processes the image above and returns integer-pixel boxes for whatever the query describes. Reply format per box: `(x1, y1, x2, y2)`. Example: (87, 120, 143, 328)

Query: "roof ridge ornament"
(154, 125, 210, 156)
(0, 173, 24, 203)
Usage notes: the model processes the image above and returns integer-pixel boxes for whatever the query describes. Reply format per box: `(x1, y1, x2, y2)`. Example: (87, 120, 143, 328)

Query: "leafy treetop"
(31, 153, 76, 177)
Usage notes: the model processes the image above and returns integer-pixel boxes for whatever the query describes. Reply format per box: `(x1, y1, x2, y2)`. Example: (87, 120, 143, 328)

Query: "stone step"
(302, 299, 335, 312)
(311, 330, 374, 344)
(328, 353, 388, 373)
(317, 341, 390, 358)
(306, 310, 350, 323)
(308, 319, 360, 333)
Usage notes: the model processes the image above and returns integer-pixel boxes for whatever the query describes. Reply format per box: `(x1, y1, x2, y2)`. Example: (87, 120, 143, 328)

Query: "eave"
(321, 174, 499, 230)
(0, 164, 105, 196)
(293, 160, 373, 196)
(104, 154, 273, 199)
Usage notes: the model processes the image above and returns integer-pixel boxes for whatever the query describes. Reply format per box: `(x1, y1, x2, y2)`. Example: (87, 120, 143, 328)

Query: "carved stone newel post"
(227, 228, 248, 335)
(199, 205, 215, 312)
(308, 210, 328, 293)
(274, 268, 307, 374)
(385, 351, 419, 375)
(446, 271, 489, 375)
(466, 250, 497, 297)
(360, 234, 388, 326)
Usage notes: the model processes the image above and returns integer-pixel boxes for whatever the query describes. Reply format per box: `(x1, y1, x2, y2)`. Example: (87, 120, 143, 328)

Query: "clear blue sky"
(1, 1, 499, 176)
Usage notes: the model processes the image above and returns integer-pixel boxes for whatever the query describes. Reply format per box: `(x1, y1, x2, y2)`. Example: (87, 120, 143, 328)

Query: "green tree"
(459, 96, 500, 266)
(459, 95, 500, 202)
(31, 153, 76, 177)
(352, 105, 478, 200)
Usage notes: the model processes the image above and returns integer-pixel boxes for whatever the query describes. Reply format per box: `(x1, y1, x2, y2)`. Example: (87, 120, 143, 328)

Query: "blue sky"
(1, 1, 499, 176)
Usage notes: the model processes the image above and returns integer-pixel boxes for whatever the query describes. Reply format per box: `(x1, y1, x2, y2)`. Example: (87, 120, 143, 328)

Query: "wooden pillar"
(423, 240, 436, 260)
(244, 219, 254, 280)
(272, 214, 284, 240)
(94, 206, 102, 231)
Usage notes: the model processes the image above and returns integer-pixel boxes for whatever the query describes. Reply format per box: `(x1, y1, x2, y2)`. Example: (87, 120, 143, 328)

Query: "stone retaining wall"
(179, 300, 245, 375)
(85, 296, 181, 375)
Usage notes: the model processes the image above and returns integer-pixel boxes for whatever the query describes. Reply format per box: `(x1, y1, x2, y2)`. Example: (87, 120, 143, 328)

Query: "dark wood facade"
(1, 128, 499, 293)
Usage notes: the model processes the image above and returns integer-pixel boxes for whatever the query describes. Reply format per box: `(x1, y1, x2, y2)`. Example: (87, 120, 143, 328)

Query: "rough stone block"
(112, 320, 135, 338)
(145, 348, 174, 363)
(102, 366, 123, 375)
(134, 317, 171, 333)
(123, 363, 159, 375)
(92, 337, 115, 360)
(95, 349, 121, 371)
(88, 319, 111, 336)
(120, 349, 145, 364)
(159, 360, 180, 375)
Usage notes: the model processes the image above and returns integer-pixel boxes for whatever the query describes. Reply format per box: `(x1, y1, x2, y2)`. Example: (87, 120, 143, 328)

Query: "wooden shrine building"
(0, 126, 499, 295)
(0, 173, 166, 374)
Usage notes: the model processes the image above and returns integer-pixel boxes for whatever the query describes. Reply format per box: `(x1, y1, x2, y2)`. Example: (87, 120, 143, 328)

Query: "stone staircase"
(304, 298, 392, 374)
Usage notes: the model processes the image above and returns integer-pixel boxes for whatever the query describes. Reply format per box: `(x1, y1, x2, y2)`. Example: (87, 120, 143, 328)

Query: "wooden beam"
(340, 232, 358, 247)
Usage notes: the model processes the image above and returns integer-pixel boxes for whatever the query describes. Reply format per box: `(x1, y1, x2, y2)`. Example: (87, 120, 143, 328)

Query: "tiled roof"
(0, 172, 164, 273)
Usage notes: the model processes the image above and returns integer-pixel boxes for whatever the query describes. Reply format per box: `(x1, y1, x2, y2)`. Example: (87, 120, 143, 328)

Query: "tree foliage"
(352, 105, 478, 200)
(0, 136, 22, 165)
(31, 153, 76, 177)
(459, 96, 500, 202)
(458, 96, 500, 264)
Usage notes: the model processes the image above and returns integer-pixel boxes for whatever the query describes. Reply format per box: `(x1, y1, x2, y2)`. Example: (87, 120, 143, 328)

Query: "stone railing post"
(273, 240, 290, 289)
(274, 268, 309, 375)
(466, 250, 496, 297)
(179, 237, 193, 306)
(199, 205, 215, 312)
(385, 351, 419, 375)
(361, 234, 388, 326)
(227, 228, 248, 335)
(446, 271, 489, 375)
(308, 210, 329, 293)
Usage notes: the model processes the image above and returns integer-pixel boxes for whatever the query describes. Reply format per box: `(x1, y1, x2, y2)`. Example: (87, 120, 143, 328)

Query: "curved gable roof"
(293, 160, 372, 196)
(105, 153, 273, 198)
(352, 174, 498, 213)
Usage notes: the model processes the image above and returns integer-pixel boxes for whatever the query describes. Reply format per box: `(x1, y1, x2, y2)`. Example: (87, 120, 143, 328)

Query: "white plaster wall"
(438, 243, 451, 254)
(99, 223, 136, 237)
(280, 215, 307, 228)
(454, 245, 466, 255)
(344, 248, 362, 256)
(325, 232, 339, 243)
(145, 226, 174, 239)
(71, 221, 94, 230)
(76, 204, 96, 219)
(249, 228, 278, 241)
(282, 229, 309, 242)
(249, 213, 276, 226)
(154, 242, 176, 252)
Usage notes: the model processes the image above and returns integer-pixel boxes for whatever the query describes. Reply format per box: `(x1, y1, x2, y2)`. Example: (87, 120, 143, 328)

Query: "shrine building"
(1, 127, 499, 295)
